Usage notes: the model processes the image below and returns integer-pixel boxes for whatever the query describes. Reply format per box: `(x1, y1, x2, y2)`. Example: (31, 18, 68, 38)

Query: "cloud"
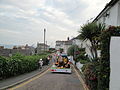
(79, 0, 111, 21)
(0, 0, 111, 47)
(0, 29, 21, 35)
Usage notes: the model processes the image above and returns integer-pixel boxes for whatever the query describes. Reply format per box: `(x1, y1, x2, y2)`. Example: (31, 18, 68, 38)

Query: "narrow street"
(9, 66, 84, 90)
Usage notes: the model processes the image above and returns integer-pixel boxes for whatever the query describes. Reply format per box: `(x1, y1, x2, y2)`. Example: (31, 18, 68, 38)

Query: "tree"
(49, 48, 56, 53)
(67, 45, 79, 65)
(76, 48, 90, 64)
(78, 22, 105, 90)
(78, 22, 105, 59)
(59, 48, 64, 53)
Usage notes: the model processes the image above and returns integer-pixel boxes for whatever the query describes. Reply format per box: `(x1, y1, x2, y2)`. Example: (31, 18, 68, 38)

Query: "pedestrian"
(58, 56, 64, 67)
(47, 56, 50, 65)
(38, 59, 43, 70)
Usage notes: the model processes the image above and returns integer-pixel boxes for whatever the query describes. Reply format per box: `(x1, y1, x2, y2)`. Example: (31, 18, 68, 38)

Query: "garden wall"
(69, 56, 83, 71)
(0, 49, 33, 57)
(110, 37, 120, 90)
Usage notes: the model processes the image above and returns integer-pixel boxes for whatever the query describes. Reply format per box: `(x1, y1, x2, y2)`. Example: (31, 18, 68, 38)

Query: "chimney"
(67, 37, 69, 41)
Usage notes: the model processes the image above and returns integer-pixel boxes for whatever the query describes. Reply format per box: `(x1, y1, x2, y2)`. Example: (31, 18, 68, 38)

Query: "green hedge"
(0, 53, 47, 79)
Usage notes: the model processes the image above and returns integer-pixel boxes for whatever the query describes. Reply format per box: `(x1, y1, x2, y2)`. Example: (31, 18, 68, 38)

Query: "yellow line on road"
(9, 68, 50, 90)
(73, 65, 89, 90)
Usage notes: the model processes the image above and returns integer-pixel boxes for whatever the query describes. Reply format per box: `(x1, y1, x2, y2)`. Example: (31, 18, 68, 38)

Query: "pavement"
(0, 64, 51, 90)
(73, 64, 89, 90)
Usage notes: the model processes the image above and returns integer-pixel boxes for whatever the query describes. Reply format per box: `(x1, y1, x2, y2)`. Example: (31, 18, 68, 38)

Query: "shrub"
(0, 53, 48, 79)
(82, 63, 98, 90)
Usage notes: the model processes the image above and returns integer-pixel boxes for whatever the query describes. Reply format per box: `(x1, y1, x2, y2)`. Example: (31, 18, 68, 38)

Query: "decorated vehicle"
(50, 54, 72, 73)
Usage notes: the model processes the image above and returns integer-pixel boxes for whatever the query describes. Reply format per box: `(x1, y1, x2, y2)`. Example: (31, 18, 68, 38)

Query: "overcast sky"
(0, 0, 111, 47)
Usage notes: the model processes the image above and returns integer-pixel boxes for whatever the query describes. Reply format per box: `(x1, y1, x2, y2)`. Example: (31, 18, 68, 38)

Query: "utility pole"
(44, 28, 46, 52)
(46, 41, 47, 51)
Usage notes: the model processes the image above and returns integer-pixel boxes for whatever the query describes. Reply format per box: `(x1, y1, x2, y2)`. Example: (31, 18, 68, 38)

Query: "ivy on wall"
(98, 26, 120, 90)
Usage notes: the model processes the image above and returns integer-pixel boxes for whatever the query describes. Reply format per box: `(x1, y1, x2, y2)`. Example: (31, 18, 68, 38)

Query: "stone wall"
(0, 49, 33, 57)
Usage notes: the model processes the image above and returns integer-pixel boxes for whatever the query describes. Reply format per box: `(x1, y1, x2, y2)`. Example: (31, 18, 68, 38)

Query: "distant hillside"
(0, 44, 36, 49)
(0, 44, 14, 49)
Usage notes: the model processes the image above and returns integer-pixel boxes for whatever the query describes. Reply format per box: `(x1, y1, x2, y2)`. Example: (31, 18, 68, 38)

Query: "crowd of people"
(38, 53, 71, 70)
(38, 55, 51, 70)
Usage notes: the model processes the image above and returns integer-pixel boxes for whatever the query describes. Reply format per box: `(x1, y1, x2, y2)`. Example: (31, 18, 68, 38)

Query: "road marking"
(8, 68, 50, 90)
(73, 65, 89, 90)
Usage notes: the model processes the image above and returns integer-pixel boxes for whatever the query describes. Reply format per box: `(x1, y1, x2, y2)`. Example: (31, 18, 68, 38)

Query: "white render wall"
(84, 40, 93, 58)
(55, 44, 71, 54)
(97, 1, 120, 26)
(117, 2, 120, 25)
(72, 39, 83, 48)
(72, 39, 93, 58)
(63, 44, 70, 54)
(105, 3, 118, 26)
(55, 45, 63, 50)
(110, 37, 120, 90)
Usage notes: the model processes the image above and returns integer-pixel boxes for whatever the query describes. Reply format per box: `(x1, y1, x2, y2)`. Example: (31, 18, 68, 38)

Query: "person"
(47, 56, 50, 65)
(38, 59, 43, 70)
(65, 62, 70, 68)
(55, 60, 59, 66)
(63, 57, 68, 64)
(58, 56, 64, 67)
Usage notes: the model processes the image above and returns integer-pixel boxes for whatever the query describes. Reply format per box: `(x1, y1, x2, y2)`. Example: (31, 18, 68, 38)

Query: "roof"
(56, 40, 72, 45)
(37, 43, 49, 47)
(71, 35, 80, 40)
(93, 0, 119, 22)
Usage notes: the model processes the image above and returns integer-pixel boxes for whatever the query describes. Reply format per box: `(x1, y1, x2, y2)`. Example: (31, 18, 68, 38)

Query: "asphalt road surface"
(9, 67, 84, 90)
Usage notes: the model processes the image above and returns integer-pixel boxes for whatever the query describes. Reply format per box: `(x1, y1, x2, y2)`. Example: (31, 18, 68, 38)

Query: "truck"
(50, 54, 72, 74)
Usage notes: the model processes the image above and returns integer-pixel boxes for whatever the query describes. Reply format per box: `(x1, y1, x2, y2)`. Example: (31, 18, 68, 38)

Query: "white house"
(72, 38, 83, 48)
(93, 0, 120, 26)
(93, 0, 120, 90)
(92, 0, 120, 58)
(72, 37, 93, 59)
(93, 0, 120, 58)
(55, 40, 72, 54)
